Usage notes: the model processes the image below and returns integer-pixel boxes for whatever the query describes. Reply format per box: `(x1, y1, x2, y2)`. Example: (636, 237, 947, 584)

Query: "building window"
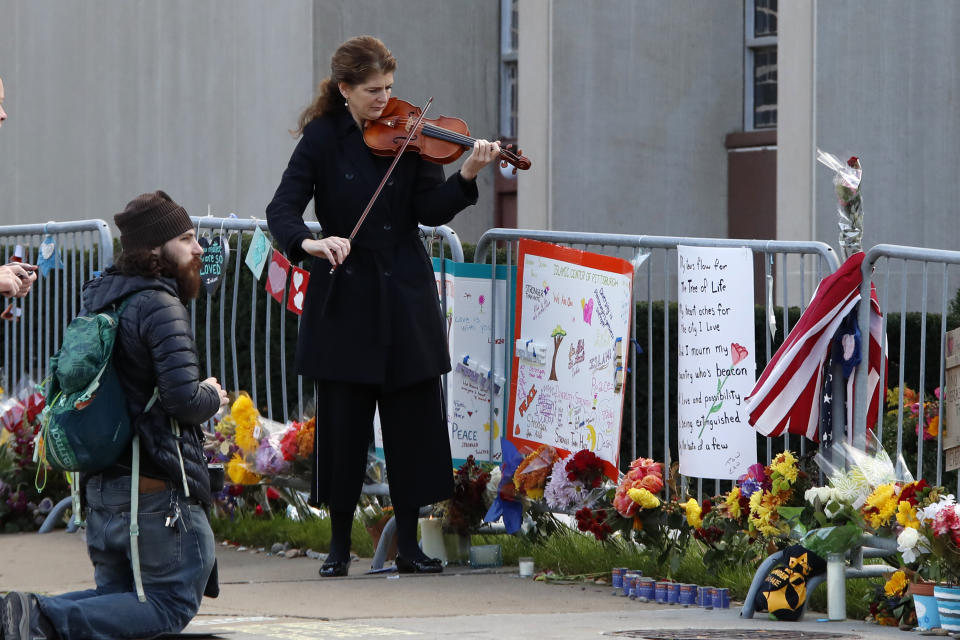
(745, 0, 777, 129)
(500, 0, 518, 138)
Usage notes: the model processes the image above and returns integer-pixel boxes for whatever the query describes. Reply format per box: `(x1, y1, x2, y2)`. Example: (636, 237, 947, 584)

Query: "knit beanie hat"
(114, 190, 192, 251)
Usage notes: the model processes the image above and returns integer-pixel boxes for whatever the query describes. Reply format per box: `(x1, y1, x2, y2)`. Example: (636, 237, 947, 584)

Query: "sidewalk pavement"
(2, 531, 913, 639)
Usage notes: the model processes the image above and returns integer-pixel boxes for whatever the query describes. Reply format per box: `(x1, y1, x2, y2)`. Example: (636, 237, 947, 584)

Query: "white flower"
(897, 527, 926, 564)
(805, 486, 835, 505)
(918, 494, 957, 524)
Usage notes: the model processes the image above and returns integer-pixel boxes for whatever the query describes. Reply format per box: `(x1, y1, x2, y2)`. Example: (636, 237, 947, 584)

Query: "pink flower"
(933, 505, 960, 536)
(730, 343, 749, 366)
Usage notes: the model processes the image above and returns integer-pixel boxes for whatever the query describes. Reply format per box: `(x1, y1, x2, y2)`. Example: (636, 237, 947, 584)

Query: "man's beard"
(159, 252, 202, 302)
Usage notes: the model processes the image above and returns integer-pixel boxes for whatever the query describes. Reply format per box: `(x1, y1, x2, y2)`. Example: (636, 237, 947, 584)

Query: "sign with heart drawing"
(199, 235, 230, 295)
(265, 249, 290, 303)
(286, 266, 310, 315)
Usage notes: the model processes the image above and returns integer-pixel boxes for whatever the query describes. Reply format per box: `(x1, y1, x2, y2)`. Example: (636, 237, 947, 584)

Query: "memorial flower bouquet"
(816, 149, 864, 259)
(436, 455, 492, 536)
(863, 569, 915, 627)
(0, 382, 68, 532)
(207, 392, 317, 518)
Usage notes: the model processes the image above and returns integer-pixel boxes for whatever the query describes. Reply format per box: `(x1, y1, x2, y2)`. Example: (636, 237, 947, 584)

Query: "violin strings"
(395, 118, 517, 159)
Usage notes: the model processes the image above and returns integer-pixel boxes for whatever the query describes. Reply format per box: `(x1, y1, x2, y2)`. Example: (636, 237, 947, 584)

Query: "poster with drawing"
(676, 245, 758, 479)
(436, 259, 513, 466)
(508, 239, 634, 480)
(374, 260, 513, 467)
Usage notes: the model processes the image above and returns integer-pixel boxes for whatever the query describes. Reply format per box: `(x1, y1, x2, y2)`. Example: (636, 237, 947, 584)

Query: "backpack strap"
(129, 386, 159, 604)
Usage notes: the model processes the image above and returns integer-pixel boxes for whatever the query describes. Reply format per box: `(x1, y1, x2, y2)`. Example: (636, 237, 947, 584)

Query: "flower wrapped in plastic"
(816, 149, 864, 260)
(513, 444, 558, 499)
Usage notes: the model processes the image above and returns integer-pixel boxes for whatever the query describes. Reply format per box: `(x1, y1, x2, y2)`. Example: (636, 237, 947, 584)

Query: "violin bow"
(330, 96, 434, 274)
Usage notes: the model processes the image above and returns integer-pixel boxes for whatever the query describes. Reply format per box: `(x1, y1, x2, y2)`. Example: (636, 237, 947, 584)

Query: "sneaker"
(1, 592, 55, 640)
(2, 591, 30, 640)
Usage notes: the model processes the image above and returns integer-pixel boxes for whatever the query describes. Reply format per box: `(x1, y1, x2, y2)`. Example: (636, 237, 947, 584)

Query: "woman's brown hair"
(293, 35, 397, 136)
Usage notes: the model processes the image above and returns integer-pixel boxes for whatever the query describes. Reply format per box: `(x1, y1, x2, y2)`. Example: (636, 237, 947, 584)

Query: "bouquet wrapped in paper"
(816, 149, 864, 260)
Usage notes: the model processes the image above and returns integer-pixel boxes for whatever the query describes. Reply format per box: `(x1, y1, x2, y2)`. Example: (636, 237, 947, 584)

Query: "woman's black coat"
(266, 110, 478, 390)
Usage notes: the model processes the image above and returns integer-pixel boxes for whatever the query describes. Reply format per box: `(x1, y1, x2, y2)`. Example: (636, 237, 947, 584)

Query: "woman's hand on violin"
(460, 139, 502, 181)
(302, 236, 351, 267)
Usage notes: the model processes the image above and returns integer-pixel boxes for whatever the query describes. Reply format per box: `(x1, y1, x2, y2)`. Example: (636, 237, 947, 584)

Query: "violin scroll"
(498, 143, 531, 174)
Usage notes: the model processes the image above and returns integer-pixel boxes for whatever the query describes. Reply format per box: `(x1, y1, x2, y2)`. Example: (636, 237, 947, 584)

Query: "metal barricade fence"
(0, 220, 114, 395)
(474, 228, 839, 500)
(188, 216, 464, 425)
(854, 244, 960, 491)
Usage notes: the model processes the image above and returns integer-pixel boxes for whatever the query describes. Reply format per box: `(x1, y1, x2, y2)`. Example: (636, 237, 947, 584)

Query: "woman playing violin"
(266, 35, 501, 577)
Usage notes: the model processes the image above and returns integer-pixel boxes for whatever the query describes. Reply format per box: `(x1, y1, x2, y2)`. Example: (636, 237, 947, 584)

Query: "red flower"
(847, 156, 859, 167)
(898, 479, 928, 506)
(701, 499, 713, 516)
(266, 487, 281, 501)
(255, 504, 263, 516)
(566, 450, 604, 488)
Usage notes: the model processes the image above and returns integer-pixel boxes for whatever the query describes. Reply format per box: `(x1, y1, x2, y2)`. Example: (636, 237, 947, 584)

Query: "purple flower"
(254, 439, 289, 476)
(740, 478, 762, 499)
(544, 458, 584, 510)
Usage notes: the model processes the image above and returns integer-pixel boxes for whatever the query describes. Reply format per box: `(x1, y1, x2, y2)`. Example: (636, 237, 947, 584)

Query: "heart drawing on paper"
(583, 298, 594, 324)
(268, 260, 286, 292)
(292, 270, 304, 290)
(293, 291, 304, 310)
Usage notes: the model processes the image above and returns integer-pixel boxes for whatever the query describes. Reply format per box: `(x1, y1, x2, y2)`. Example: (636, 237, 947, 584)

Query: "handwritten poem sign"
(676, 246, 757, 479)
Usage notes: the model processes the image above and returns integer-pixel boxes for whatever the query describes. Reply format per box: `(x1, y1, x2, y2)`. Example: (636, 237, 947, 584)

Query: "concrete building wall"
(519, 0, 744, 238)
(0, 0, 500, 244)
(0, 0, 314, 227)
(813, 1, 960, 254)
(781, 1, 960, 254)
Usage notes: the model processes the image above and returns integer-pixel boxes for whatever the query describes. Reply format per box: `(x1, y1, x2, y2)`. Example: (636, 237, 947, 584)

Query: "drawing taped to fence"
(435, 259, 513, 465)
(507, 239, 634, 481)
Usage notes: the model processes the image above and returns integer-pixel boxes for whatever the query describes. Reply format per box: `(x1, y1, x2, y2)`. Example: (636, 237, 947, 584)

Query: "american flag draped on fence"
(745, 252, 886, 442)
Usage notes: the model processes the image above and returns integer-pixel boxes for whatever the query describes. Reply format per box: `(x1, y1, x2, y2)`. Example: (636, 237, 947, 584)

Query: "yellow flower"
(726, 487, 742, 518)
(231, 393, 259, 431)
(681, 498, 703, 528)
(896, 501, 920, 529)
(231, 393, 261, 453)
(227, 453, 260, 485)
(770, 451, 798, 484)
(628, 488, 661, 510)
(749, 489, 763, 514)
(865, 484, 899, 529)
(884, 570, 907, 597)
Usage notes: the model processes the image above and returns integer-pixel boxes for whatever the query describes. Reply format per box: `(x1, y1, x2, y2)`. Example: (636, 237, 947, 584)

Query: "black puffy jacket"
(81, 268, 221, 506)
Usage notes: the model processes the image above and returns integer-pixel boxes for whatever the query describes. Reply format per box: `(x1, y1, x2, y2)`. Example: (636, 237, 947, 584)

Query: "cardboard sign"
(943, 327, 960, 450)
(947, 445, 960, 473)
(507, 239, 633, 482)
(286, 266, 309, 315)
(265, 250, 290, 303)
(199, 235, 229, 295)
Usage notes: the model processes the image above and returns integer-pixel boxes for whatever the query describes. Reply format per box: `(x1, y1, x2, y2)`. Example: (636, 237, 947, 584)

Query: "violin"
(362, 97, 531, 173)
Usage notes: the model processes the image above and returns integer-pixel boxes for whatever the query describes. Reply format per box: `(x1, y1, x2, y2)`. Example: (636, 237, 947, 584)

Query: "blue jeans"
(36, 475, 216, 640)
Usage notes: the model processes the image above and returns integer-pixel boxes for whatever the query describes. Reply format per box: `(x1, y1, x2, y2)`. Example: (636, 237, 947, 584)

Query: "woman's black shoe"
(319, 558, 350, 577)
(395, 554, 443, 574)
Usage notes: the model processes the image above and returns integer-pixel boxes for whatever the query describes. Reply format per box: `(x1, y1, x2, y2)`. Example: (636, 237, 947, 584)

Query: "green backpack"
(39, 293, 146, 472)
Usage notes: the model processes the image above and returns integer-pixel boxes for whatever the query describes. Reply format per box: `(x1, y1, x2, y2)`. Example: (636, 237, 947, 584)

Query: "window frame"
(744, 0, 778, 130)
(500, 0, 518, 139)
